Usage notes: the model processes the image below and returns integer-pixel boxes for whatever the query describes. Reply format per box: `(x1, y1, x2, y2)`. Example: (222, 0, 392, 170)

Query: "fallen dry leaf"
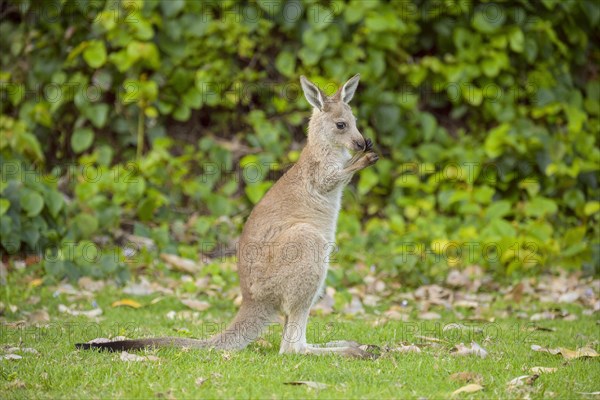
(160, 253, 202, 274)
(58, 304, 102, 318)
(7, 379, 26, 389)
(29, 278, 43, 288)
(508, 282, 525, 303)
(418, 311, 441, 320)
(452, 383, 483, 396)
(1, 354, 22, 360)
(181, 299, 211, 311)
(415, 335, 446, 344)
(195, 377, 207, 386)
(443, 323, 468, 332)
(531, 345, 599, 359)
(450, 342, 488, 359)
(4, 347, 38, 355)
(393, 344, 421, 353)
(284, 381, 328, 390)
(77, 277, 105, 292)
(530, 311, 557, 321)
(363, 294, 380, 307)
(507, 374, 539, 388)
(120, 351, 159, 362)
(558, 291, 579, 303)
(453, 300, 479, 309)
(111, 299, 142, 309)
(382, 306, 410, 321)
(122, 279, 155, 296)
(527, 325, 556, 332)
(312, 287, 335, 315)
(27, 310, 50, 324)
(449, 372, 483, 384)
(122, 277, 173, 296)
(343, 296, 365, 315)
(415, 285, 453, 307)
(530, 366, 557, 374)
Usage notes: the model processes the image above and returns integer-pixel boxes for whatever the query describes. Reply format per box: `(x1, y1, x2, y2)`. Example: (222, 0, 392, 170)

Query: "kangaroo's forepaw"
(364, 151, 379, 166)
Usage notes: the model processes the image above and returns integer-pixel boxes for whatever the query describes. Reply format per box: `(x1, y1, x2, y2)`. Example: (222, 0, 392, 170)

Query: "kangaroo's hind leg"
(273, 224, 376, 358)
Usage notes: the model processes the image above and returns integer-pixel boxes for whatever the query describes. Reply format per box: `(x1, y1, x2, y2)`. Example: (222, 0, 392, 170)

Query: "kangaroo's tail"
(75, 337, 208, 351)
(76, 301, 274, 352)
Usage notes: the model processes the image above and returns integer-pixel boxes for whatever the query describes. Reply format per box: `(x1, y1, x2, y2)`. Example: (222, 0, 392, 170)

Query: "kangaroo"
(76, 74, 379, 358)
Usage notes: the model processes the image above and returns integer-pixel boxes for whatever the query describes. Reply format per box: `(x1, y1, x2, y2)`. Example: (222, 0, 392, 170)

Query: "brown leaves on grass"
(1, 354, 22, 360)
(450, 342, 488, 359)
(451, 383, 484, 396)
(1, 346, 39, 361)
(284, 381, 328, 390)
(122, 277, 173, 296)
(120, 351, 159, 362)
(195, 377, 208, 386)
(58, 304, 102, 318)
(160, 253, 202, 274)
(392, 344, 421, 353)
(180, 299, 211, 312)
(530, 366, 557, 374)
(449, 372, 483, 385)
(531, 345, 599, 359)
(111, 299, 142, 308)
(507, 374, 539, 389)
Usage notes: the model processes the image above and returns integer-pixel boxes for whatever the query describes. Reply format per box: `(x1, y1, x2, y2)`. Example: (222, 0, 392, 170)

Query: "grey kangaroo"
(77, 74, 379, 357)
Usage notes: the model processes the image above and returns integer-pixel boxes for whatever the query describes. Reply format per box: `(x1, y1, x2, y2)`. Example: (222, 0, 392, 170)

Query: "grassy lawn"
(1, 272, 599, 399)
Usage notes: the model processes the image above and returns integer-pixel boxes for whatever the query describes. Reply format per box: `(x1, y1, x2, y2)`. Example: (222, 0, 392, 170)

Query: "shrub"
(0, 0, 598, 283)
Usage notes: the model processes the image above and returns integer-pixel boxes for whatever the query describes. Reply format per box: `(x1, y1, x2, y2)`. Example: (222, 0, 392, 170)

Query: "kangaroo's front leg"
(344, 150, 379, 174)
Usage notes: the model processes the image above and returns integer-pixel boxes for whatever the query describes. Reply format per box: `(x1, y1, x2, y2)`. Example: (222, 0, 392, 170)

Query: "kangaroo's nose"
(353, 139, 366, 151)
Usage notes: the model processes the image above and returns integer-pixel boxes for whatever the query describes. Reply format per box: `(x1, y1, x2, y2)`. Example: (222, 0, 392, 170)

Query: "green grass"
(1, 277, 599, 399)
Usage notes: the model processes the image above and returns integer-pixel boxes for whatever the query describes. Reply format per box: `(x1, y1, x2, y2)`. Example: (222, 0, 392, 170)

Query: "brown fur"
(76, 75, 378, 357)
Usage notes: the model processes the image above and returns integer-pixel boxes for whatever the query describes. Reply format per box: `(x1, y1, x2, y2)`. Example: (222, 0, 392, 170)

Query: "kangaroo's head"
(300, 74, 367, 153)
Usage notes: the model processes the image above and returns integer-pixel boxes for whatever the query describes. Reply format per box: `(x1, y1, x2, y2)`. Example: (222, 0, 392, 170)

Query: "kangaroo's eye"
(336, 122, 346, 130)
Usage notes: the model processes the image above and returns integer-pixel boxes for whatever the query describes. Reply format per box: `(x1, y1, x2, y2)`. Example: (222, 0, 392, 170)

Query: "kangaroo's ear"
(300, 76, 325, 111)
(341, 74, 360, 104)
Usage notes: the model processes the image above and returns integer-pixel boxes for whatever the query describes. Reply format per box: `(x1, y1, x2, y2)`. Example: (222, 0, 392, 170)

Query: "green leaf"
(275, 51, 297, 78)
(508, 27, 524, 53)
(137, 197, 158, 221)
(483, 218, 516, 238)
(358, 168, 379, 196)
(84, 103, 109, 128)
(83, 40, 107, 68)
(245, 182, 272, 204)
(302, 30, 328, 54)
(485, 201, 511, 220)
(526, 197, 558, 217)
(20, 190, 44, 217)
(484, 123, 510, 158)
(160, 0, 185, 17)
(472, 9, 505, 33)
(420, 113, 437, 141)
(173, 104, 191, 121)
(0, 198, 10, 216)
(74, 213, 99, 238)
(45, 190, 64, 218)
(71, 127, 94, 153)
(298, 47, 320, 67)
(182, 88, 202, 109)
(584, 201, 600, 216)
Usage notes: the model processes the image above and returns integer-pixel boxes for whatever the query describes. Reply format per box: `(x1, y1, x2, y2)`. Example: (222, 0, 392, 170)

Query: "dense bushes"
(0, 0, 598, 285)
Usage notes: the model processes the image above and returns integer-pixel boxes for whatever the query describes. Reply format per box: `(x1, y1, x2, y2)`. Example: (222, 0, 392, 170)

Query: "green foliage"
(0, 0, 598, 283)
